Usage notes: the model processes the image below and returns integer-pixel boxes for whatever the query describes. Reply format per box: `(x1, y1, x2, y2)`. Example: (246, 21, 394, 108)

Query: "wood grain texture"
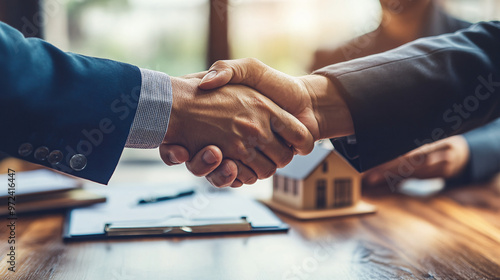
(1, 182, 500, 280)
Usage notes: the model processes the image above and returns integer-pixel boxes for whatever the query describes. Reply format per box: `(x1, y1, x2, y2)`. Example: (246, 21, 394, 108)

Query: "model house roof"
(275, 144, 333, 180)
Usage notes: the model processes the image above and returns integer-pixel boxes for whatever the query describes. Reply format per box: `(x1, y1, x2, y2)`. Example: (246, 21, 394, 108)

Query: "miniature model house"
(265, 144, 376, 219)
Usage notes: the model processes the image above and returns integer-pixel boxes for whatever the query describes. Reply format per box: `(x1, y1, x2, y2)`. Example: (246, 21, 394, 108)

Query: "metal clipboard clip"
(104, 216, 252, 236)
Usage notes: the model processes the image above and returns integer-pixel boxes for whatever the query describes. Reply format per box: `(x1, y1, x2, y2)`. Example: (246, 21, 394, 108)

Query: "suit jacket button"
(70, 154, 87, 171)
(18, 143, 33, 157)
(48, 150, 63, 164)
(34, 146, 50, 161)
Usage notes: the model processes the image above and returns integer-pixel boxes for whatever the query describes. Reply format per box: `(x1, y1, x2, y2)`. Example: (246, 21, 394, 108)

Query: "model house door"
(316, 179, 326, 209)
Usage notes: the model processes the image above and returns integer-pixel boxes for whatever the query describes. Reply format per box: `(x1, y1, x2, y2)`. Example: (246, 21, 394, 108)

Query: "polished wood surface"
(1, 164, 500, 279)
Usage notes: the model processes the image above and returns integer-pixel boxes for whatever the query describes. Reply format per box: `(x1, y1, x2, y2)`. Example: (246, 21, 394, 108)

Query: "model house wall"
(273, 175, 304, 209)
(302, 152, 360, 210)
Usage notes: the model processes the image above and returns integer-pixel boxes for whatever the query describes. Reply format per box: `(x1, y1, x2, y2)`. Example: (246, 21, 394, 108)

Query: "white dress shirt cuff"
(125, 68, 172, 149)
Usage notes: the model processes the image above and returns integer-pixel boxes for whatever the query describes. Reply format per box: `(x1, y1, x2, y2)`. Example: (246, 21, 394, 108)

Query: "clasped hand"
(160, 58, 354, 188)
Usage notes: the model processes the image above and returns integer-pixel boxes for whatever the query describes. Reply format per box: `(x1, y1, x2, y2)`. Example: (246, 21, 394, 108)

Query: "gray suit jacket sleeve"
(314, 21, 500, 172)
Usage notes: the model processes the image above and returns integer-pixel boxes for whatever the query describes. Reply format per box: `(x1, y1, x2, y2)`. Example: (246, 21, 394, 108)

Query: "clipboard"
(104, 216, 252, 236)
(62, 186, 288, 241)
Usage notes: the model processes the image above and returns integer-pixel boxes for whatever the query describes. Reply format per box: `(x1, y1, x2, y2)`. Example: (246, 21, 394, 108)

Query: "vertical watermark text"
(6, 168, 17, 272)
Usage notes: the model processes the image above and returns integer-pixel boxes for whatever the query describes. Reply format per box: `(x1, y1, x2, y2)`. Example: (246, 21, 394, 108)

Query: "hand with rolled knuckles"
(162, 58, 354, 187)
(160, 68, 321, 187)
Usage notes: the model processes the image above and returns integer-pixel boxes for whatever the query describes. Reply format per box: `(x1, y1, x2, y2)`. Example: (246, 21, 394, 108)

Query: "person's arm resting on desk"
(363, 118, 500, 187)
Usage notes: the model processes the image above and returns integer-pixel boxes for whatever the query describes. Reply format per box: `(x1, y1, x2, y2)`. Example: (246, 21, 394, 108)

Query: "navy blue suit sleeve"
(315, 22, 500, 172)
(461, 118, 500, 183)
(0, 22, 142, 184)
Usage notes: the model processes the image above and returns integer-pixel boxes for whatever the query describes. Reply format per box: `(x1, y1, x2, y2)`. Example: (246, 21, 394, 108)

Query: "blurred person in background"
(310, 0, 470, 70)
(310, 0, 500, 189)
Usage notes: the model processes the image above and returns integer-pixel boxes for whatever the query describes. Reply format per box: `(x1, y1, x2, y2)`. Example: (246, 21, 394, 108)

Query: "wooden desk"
(1, 166, 500, 279)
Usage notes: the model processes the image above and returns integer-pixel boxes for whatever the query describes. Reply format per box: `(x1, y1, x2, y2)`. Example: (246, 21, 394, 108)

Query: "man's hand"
(162, 58, 355, 187)
(159, 74, 314, 187)
(199, 58, 354, 140)
(363, 135, 470, 187)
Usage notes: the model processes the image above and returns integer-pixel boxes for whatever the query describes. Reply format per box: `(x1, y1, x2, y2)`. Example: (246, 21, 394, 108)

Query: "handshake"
(159, 58, 354, 188)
